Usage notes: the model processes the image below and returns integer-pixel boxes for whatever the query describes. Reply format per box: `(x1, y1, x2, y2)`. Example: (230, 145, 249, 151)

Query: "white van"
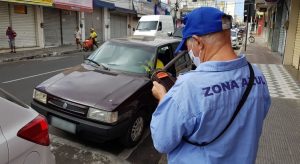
(133, 15, 174, 37)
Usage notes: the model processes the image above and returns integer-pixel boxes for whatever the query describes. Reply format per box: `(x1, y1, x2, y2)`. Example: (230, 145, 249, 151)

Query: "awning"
(54, 0, 93, 13)
(93, 0, 115, 9)
(2, 0, 53, 6)
(110, 7, 136, 15)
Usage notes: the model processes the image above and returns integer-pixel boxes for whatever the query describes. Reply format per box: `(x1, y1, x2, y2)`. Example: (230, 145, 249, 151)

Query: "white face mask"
(188, 41, 201, 67)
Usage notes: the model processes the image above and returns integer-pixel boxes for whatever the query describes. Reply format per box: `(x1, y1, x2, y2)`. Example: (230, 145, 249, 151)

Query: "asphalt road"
(0, 52, 161, 164)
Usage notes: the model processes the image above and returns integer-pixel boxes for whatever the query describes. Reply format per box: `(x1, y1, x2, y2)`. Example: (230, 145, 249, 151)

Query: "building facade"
(0, 0, 138, 49)
(254, 0, 300, 71)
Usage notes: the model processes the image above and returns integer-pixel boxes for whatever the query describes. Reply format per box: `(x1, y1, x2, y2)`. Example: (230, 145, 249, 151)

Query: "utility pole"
(244, 4, 250, 51)
(174, 0, 179, 27)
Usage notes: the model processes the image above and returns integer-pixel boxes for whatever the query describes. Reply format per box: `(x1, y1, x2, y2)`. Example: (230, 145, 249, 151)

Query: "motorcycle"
(82, 39, 94, 52)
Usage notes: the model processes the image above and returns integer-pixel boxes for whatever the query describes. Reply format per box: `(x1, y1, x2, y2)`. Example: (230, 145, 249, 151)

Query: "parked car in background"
(0, 88, 55, 164)
(231, 29, 239, 49)
(31, 36, 192, 147)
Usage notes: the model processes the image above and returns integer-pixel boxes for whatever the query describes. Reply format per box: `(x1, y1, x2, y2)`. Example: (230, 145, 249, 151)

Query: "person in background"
(89, 28, 98, 50)
(74, 27, 82, 50)
(6, 26, 17, 53)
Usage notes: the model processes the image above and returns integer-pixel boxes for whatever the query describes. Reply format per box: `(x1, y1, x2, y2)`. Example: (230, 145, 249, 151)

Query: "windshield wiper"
(85, 59, 110, 70)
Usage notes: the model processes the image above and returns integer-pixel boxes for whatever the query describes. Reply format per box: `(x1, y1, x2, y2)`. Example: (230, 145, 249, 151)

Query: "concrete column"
(283, 0, 300, 65)
(103, 8, 110, 41)
(80, 12, 85, 41)
(36, 6, 44, 48)
(127, 15, 130, 36)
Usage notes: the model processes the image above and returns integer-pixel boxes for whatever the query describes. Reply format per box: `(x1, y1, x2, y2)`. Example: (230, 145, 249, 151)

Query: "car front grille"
(47, 96, 89, 117)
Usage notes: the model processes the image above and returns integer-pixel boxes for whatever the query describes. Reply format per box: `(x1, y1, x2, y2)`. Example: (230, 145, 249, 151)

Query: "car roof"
(109, 36, 181, 47)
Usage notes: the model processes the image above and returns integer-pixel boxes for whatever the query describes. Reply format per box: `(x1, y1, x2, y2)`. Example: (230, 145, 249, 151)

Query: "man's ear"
(192, 35, 204, 49)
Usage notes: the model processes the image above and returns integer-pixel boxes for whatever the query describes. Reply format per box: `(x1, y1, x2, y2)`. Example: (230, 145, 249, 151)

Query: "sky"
(218, 0, 245, 17)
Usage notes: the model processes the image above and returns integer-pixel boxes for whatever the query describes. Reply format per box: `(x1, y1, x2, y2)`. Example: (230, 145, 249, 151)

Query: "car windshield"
(137, 21, 158, 30)
(87, 41, 156, 75)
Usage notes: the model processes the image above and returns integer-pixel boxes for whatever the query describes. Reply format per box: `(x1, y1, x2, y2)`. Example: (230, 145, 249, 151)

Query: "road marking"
(1, 68, 71, 84)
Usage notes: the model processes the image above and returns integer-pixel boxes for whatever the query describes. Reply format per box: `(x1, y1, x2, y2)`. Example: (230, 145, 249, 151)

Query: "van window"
(158, 22, 162, 31)
(137, 21, 158, 31)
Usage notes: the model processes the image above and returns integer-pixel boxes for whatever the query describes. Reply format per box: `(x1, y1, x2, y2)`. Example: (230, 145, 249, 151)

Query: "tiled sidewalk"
(242, 36, 300, 164)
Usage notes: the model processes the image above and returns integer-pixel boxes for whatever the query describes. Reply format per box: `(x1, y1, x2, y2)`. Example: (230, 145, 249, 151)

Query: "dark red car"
(31, 37, 192, 147)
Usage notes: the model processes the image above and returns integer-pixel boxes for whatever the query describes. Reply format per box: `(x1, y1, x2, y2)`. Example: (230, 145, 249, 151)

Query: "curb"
(0, 49, 80, 63)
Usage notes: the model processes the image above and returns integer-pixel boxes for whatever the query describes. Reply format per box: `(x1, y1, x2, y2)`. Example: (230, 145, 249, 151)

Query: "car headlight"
(87, 107, 118, 123)
(33, 89, 47, 104)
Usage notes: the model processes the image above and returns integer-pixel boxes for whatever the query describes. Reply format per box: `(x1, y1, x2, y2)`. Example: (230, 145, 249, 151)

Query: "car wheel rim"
(131, 117, 144, 142)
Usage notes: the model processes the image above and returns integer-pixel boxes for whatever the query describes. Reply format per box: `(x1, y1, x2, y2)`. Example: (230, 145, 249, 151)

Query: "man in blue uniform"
(150, 7, 271, 164)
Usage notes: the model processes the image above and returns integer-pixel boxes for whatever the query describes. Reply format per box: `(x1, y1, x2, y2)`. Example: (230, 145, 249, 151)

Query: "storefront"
(43, 7, 61, 47)
(110, 13, 128, 39)
(0, 0, 52, 49)
(292, 10, 300, 68)
(48, 0, 92, 45)
(109, 6, 136, 39)
(84, 0, 114, 44)
(0, 1, 10, 48)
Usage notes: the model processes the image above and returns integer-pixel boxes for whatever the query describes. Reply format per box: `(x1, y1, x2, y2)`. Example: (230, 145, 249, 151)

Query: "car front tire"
(120, 111, 145, 147)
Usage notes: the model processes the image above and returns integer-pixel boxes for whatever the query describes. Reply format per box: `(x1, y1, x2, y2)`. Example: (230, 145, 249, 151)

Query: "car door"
(155, 44, 177, 76)
(170, 42, 193, 76)
(0, 126, 8, 164)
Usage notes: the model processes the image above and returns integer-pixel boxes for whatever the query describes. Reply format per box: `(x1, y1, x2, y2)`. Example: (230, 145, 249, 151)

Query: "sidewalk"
(0, 45, 80, 63)
(244, 36, 300, 164)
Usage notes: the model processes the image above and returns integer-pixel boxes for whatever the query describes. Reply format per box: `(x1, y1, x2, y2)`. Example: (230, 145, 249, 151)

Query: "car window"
(136, 21, 158, 31)
(88, 41, 156, 75)
(158, 22, 162, 31)
(157, 45, 177, 76)
(175, 54, 187, 66)
(171, 42, 180, 54)
(0, 88, 29, 109)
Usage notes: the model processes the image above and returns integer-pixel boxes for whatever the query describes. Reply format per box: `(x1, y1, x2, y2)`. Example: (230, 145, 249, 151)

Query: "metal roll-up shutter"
(44, 8, 61, 47)
(292, 11, 300, 69)
(10, 4, 37, 47)
(110, 14, 127, 39)
(278, 7, 288, 55)
(0, 2, 10, 48)
(61, 10, 77, 45)
(85, 9, 103, 44)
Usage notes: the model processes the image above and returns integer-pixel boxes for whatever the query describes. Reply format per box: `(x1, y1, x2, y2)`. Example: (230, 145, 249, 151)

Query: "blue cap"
(175, 7, 228, 53)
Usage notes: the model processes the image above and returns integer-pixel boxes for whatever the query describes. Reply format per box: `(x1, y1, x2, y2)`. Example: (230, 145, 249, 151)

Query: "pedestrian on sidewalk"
(74, 27, 82, 50)
(89, 28, 98, 50)
(6, 26, 17, 53)
(150, 7, 271, 164)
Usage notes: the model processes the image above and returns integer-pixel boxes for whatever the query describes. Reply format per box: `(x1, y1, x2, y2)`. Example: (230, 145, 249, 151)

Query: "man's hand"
(152, 81, 167, 102)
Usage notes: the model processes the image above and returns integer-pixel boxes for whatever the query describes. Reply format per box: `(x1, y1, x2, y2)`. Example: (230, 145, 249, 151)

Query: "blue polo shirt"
(150, 55, 271, 164)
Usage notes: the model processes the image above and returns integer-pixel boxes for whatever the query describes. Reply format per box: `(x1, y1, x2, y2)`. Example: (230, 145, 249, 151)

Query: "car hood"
(36, 64, 149, 111)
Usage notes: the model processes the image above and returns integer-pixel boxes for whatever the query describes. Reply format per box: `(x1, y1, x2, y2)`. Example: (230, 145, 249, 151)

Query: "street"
(0, 52, 161, 164)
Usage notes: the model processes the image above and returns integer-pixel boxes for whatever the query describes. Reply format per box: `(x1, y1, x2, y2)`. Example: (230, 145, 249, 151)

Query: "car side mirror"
(167, 32, 173, 37)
